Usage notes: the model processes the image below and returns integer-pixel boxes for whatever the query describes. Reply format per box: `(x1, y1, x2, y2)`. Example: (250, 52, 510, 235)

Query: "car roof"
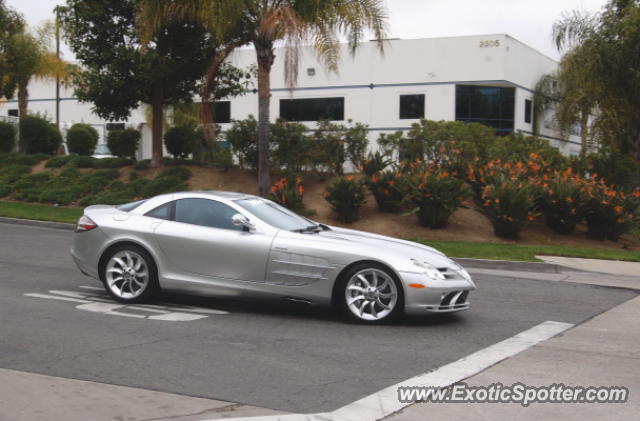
(171, 190, 260, 201)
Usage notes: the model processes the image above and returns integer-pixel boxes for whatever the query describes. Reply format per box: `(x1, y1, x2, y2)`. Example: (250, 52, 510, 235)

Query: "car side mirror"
(232, 213, 255, 231)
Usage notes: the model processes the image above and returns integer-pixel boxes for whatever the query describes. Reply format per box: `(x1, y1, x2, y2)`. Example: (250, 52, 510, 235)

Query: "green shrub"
(125, 178, 151, 197)
(0, 122, 16, 153)
(107, 128, 140, 159)
(324, 176, 366, 223)
(38, 188, 75, 205)
(12, 172, 52, 191)
(211, 148, 233, 171)
(66, 123, 99, 156)
(141, 175, 186, 197)
(159, 166, 191, 181)
(586, 150, 639, 192)
(368, 171, 403, 213)
(479, 177, 537, 240)
(3, 164, 32, 179)
(271, 119, 310, 172)
(91, 190, 135, 205)
(94, 157, 133, 168)
(537, 172, 587, 235)
(68, 156, 97, 168)
(134, 159, 151, 170)
(360, 151, 390, 177)
(0, 153, 48, 167)
(45, 155, 73, 168)
(226, 115, 259, 169)
(19, 115, 63, 155)
(269, 175, 305, 212)
(344, 121, 369, 169)
(584, 180, 639, 241)
(401, 168, 470, 228)
(312, 120, 346, 175)
(164, 125, 198, 159)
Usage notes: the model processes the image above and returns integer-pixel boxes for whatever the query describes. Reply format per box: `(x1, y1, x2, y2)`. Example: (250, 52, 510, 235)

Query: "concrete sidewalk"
(0, 369, 285, 421)
(536, 255, 640, 278)
(387, 295, 640, 421)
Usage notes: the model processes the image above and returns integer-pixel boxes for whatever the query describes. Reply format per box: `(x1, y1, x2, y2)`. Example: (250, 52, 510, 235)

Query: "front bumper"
(399, 271, 475, 315)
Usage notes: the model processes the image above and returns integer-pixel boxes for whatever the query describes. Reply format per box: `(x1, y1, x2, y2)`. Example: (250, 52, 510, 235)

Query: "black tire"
(335, 262, 404, 324)
(99, 244, 159, 304)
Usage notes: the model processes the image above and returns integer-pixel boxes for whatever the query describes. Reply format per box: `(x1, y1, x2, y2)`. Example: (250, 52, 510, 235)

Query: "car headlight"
(450, 260, 471, 280)
(411, 259, 445, 281)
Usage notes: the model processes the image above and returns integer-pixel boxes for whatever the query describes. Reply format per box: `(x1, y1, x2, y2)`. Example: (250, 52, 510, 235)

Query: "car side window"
(145, 202, 173, 220)
(175, 198, 243, 231)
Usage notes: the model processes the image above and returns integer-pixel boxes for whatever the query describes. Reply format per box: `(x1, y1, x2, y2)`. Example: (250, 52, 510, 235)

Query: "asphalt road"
(0, 222, 636, 413)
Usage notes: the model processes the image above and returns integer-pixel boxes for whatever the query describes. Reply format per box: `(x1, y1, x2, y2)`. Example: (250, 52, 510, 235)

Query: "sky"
(6, 0, 609, 60)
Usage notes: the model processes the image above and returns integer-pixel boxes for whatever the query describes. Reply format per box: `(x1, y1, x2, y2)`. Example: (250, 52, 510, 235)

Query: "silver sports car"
(71, 191, 475, 323)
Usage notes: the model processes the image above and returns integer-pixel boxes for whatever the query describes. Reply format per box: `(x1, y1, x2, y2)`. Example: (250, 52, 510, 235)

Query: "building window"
(280, 97, 344, 122)
(399, 94, 425, 119)
(455, 85, 515, 134)
(524, 99, 532, 124)
(8, 109, 18, 117)
(106, 123, 125, 131)
(214, 101, 231, 123)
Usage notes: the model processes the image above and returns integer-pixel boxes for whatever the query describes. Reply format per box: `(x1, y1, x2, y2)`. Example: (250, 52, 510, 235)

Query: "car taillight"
(76, 215, 97, 232)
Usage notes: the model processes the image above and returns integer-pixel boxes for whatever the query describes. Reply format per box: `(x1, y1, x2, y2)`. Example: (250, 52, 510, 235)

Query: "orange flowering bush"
(269, 175, 305, 212)
(324, 176, 366, 223)
(536, 169, 587, 235)
(368, 170, 403, 213)
(400, 166, 471, 229)
(583, 180, 640, 241)
(479, 176, 537, 240)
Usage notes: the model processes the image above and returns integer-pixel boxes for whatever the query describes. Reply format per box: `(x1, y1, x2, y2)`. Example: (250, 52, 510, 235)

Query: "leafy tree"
(0, 0, 24, 99)
(0, 121, 16, 152)
(139, 0, 388, 195)
(58, 0, 244, 167)
(551, 1, 640, 178)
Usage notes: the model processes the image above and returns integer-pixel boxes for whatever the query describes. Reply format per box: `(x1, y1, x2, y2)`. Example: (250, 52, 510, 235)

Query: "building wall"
(0, 34, 581, 158)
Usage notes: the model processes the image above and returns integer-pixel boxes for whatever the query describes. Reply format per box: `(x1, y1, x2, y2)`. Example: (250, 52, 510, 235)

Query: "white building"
(1, 34, 582, 158)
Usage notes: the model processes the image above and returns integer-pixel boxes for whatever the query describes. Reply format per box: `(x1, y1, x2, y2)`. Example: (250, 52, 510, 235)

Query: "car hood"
(312, 225, 459, 271)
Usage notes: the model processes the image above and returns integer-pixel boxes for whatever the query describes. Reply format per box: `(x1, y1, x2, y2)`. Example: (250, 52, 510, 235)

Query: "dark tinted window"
(524, 99, 532, 124)
(118, 199, 147, 212)
(175, 198, 242, 231)
(145, 202, 173, 220)
(455, 85, 515, 135)
(8, 109, 18, 117)
(106, 123, 125, 131)
(280, 97, 344, 121)
(215, 101, 231, 123)
(399, 94, 425, 119)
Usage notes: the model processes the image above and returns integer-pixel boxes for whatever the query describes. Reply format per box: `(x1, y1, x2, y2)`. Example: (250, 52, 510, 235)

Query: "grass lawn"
(0, 201, 82, 224)
(409, 239, 640, 262)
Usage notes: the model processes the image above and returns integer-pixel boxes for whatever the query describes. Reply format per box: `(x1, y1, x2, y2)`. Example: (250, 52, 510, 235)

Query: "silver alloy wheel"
(345, 268, 398, 321)
(105, 250, 149, 300)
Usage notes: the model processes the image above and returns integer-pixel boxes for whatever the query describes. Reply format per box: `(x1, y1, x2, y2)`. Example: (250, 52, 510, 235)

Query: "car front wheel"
(338, 263, 404, 323)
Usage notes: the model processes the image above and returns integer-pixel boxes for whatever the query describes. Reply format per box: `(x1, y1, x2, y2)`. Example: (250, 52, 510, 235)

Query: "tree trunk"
(17, 84, 28, 118)
(151, 85, 164, 168)
(255, 41, 275, 196)
(579, 112, 590, 158)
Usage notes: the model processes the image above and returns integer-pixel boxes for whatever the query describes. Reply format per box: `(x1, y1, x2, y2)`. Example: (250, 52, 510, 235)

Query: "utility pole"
(55, 9, 60, 130)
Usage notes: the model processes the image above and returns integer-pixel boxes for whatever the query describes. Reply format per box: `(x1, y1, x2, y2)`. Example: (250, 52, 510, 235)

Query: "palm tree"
(543, 10, 600, 157)
(5, 22, 72, 118)
(139, 0, 388, 195)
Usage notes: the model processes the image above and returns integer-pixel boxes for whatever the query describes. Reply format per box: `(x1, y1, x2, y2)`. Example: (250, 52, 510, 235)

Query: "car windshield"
(234, 198, 315, 232)
(117, 199, 147, 212)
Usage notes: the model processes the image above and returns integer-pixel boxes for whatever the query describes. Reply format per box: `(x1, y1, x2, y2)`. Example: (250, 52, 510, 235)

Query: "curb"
(0, 216, 75, 231)
(452, 257, 563, 273)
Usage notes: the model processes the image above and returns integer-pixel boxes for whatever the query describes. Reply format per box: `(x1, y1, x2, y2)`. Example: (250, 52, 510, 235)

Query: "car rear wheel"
(337, 263, 403, 324)
(101, 245, 158, 303)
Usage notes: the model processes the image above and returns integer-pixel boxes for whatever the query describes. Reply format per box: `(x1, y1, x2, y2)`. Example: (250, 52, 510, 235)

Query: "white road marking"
(203, 321, 574, 421)
(78, 285, 105, 291)
(24, 289, 227, 321)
